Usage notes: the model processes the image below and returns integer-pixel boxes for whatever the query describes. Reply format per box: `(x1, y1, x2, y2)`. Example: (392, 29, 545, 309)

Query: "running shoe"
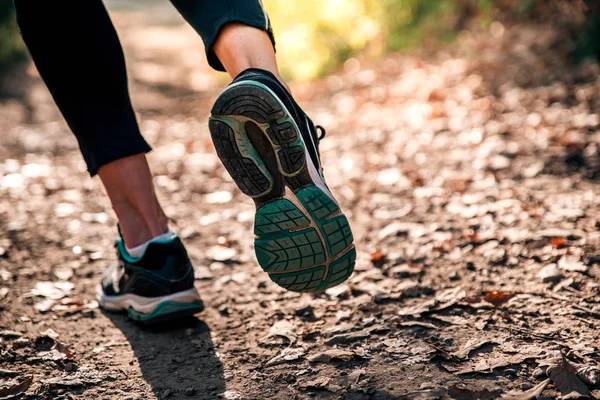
(208, 68, 356, 293)
(96, 232, 204, 324)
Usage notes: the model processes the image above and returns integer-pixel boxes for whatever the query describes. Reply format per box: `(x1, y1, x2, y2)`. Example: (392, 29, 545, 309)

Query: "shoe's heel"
(127, 300, 205, 325)
(209, 82, 307, 198)
(254, 186, 356, 293)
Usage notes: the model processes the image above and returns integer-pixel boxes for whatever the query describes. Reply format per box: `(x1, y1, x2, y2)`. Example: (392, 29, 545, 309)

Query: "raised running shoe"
(208, 68, 356, 293)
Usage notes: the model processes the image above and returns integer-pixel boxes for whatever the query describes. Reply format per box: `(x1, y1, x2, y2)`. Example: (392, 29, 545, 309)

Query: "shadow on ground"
(106, 313, 226, 400)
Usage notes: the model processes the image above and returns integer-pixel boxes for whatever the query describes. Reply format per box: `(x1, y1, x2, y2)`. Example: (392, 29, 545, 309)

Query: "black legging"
(14, 0, 274, 175)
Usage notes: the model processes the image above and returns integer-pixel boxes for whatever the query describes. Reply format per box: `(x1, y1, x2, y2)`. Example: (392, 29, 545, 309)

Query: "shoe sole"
(209, 81, 355, 293)
(96, 286, 204, 325)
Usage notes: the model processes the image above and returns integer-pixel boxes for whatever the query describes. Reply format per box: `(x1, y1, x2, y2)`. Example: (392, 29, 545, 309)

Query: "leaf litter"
(2, 7, 600, 399)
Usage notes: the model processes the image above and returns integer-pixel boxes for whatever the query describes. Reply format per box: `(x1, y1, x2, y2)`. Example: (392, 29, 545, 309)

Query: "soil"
(1, 7, 600, 400)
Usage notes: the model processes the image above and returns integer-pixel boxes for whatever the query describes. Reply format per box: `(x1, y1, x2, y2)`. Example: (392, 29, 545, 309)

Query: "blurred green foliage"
(265, 0, 599, 80)
(265, 0, 497, 80)
(0, 1, 26, 76)
(0, 0, 598, 81)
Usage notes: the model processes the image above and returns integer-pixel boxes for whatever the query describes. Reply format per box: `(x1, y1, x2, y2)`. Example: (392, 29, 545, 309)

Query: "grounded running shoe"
(208, 68, 356, 293)
(96, 232, 204, 324)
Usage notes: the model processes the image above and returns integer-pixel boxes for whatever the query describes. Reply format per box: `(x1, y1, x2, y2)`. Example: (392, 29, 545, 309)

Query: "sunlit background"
(1, 0, 599, 82)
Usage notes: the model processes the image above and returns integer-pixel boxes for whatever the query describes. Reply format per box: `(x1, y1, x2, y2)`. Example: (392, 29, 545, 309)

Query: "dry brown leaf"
(398, 321, 438, 330)
(502, 379, 550, 400)
(370, 250, 386, 264)
(455, 354, 538, 375)
(452, 340, 496, 360)
(0, 376, 33, 398)
(448, 385, 500, 400)
(265, 347, 305, 367)
(550, 237, 567, 248)
(308, 349, 360, 363)
(483, 291, 515, 307)
(548, 358, 592, 399)
(576, 366, 599, 386)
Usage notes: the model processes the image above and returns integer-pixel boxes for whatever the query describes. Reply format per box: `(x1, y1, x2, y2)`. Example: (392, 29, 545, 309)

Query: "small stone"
(520, 383, 533, 390)
(388, 264, 421, 278)
(12, 338, 30, 348)
(537, 263, 563, 283)
(185, 388, 196, 396)
(218, 305, 229, 317)
(397, 280, 422, 297)
(487, 248, 507, 265)
(533, 367, 547, 379)
(0, 330, 22, 339)
(558, 256, 588, 273)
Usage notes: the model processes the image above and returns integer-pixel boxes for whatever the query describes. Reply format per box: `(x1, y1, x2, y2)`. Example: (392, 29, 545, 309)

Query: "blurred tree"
(575, 1, 600, 62)
(0, 0, 26, 77)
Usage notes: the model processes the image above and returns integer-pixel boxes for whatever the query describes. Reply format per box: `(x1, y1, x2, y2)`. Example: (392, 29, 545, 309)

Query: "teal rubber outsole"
(127, 301, 205, 325)
(255, 186, 356, 293)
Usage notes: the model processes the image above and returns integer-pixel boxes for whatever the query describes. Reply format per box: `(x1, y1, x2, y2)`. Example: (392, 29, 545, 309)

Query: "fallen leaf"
(558, 256, 588, 273)
(34, 299, 55, 313)
(398, 321, 438, 330)
(298, 376, 332, 392)
(265, 320, 297, 345)
(396, 388, 447, 399)
(40, 328, 59, 339)
(370, 250, 386, 264)
(0, 376, 33, 398)
(455, 354, 538, 375)
(448, 385, 500, 400)
(265, 347, 305, 366)
(308, 349, 360, 363)
(0, 369, 19, 377)
(502, 379, 550, 400)
(452, 340, 496, 360)
(206, 245, 237, 262)
(550, 237, 567, 248)
(0, 330, 22, 339)
(398, 287, 466, 316)
(577, 366, 599, 386)
(548, 358, 592, 398)
(53, 265, 73, 281)
(483, 291, 515, 307)
(325, 331, 369, 346)
(41, 366, 104, 388)
(31, 281, 74, 300)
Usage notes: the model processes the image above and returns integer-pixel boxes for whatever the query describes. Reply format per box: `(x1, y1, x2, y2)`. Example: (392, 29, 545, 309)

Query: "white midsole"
(224, 81, 339, 205)
(96, 286, 201, 313)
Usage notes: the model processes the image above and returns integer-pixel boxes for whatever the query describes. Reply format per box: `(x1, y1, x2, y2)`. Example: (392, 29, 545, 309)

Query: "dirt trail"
(1, 9, 600, 400)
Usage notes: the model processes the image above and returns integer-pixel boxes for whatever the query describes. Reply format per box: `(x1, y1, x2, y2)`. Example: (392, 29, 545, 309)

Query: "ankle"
(116, 203, 169, 247)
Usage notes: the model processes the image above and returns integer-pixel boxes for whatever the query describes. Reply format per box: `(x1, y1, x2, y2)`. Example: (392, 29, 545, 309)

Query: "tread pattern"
(209, 83, 306, 193)
(209, 119, 273, 197)
(254, 187, 355, 292)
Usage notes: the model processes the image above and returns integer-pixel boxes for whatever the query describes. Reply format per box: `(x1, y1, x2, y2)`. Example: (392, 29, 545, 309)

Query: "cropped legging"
(14, 0, 275, 175)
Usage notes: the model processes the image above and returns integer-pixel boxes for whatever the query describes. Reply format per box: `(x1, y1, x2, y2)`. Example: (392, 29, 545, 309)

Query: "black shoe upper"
(100, 235, 195, 298)
(231, 68, 325, 175)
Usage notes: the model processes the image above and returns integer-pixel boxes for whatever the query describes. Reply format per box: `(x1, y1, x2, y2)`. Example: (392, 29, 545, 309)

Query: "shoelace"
(316, 125, 326, 141)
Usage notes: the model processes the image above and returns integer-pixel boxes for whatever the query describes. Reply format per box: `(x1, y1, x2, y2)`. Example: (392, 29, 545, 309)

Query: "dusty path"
(1, 7, 600, 400)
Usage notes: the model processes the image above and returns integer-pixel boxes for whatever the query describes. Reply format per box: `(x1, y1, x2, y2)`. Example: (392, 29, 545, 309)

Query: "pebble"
(537, 263, 563, 283)
(521, 383, 533, 390)
(533, 367, 547, 379)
